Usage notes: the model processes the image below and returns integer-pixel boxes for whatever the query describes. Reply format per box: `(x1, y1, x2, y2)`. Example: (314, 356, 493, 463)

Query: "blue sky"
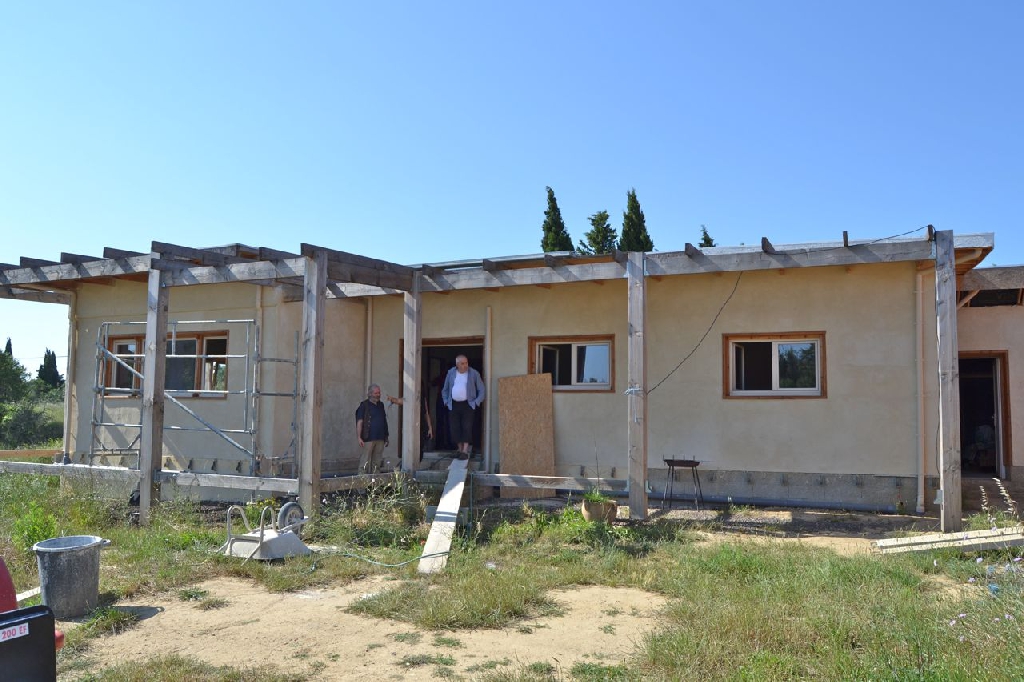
(1, 2, 1021, 372)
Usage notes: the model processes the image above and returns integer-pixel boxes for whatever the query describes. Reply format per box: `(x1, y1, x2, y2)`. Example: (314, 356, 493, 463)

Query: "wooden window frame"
(722, 331, 827, 399)
(528, 334, 615, 393)
(105, 331, 229, 398)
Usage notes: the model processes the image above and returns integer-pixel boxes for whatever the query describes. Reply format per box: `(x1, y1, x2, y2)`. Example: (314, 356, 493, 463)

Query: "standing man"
(441, 354, 485, 460)
(355, 384, 389, 473)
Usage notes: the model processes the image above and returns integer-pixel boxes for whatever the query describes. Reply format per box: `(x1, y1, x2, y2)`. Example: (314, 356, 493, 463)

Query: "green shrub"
(11, 501, 58, 550)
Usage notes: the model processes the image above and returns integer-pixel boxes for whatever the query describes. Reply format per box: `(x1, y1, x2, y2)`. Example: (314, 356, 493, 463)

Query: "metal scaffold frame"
(88, 319, 299, 476)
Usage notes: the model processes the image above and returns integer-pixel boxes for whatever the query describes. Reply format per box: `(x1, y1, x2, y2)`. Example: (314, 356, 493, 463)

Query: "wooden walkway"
(417, 459, 469, 575)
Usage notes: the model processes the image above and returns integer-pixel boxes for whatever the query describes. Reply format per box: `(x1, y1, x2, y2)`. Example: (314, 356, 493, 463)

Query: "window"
(529, 335, 614, 391)
(724, 332, 825, 398)
(105, 332, 228, 396)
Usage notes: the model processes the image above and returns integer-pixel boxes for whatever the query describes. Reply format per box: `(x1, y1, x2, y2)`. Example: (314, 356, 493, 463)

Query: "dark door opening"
(421, 341, 484, 456)
(959, 356, 1000, 477)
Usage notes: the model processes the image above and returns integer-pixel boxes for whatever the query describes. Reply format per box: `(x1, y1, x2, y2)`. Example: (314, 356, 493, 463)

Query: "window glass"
(203, 338, 228, 391)
(576, 343, 610, 384)
(113, 341, 138, 390)
(165, 339, 197, 391)
(778, 342, 816, 389)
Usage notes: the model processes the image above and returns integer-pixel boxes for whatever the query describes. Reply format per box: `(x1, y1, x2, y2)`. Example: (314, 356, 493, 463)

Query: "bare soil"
(62, 506, 937, 680)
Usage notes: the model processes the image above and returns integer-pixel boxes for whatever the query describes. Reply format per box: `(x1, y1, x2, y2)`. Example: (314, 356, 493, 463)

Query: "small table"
(664, 459, 703, 510)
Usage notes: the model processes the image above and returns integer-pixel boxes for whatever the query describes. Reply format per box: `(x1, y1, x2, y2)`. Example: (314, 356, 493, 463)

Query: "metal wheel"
(277, 501, 305, 535)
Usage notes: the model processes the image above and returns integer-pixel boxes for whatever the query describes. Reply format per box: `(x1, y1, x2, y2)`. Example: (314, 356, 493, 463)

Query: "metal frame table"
(664, 458, 703, 510)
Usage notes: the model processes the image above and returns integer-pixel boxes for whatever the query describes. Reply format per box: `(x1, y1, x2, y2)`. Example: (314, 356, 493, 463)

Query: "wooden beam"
(151, 241, 235, 266)
(259, 246, 301, 261)
(626, 251, 648, 520)
(102, 247, 145, 259)
(760, 237, 776, 254)
(842, 231, 849, 248)
(326, 260, 412, 291)
(158, 258, 307, 287)
(155, 471, 298, 494)
(138, 265, 170, 525)
(300, 243, 414, 278)
(20, 257, 59, 268)
(62, 290, 77, 460)
(543, 253, 564, 267)
(0, 461, 142, 482)
(648, 239, 937, 277)
(0, 254, 152, 286)
(684, 243, 701, 258)
(612, 249, 628, 265)
(481, 258, 499, 272)
(298, 250, 326, 514)
(957, 291, 980, 309)
(472, 473, 628, 491)
(421, 264, 442, 278)
(0, 287, 72, 304)
(935, 230, 962, 532)
(961, 266, 1024, 291)
(60, 252, 103, 264)
(402, 274, 423, 472)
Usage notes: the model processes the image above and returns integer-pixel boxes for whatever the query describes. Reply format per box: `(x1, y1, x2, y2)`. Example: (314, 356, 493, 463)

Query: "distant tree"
(540, 186, 574, 252)
(577, 210, 618, 256)
(617, 188, 654, 252)
(699, 225, 716, 248)
(3, 338, 11, 356)
(0, 352, 28, 403)
(37, 349, 63, 389)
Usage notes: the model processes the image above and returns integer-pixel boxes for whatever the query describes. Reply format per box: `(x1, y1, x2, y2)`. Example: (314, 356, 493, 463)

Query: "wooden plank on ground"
(0, 449, 61, 461)
(873, 526, 1024, 554)
(418, 459, 468, 574)
(497, 374, 555, 499)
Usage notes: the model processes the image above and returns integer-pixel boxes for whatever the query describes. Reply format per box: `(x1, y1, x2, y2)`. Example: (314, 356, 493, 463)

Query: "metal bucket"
(32, 535, 106, 619)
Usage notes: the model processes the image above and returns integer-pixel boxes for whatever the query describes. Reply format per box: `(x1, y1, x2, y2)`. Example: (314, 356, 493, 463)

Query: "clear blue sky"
(1, 2, 1021, 372)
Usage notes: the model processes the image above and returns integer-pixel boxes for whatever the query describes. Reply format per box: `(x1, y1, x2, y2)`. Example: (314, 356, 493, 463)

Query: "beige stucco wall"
(70, 281, 293, 471)
(957, 304, 1024, 471)
(366, 261, 940, 480)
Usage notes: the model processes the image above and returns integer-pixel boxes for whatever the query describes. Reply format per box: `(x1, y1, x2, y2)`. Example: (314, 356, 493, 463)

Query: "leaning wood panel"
(498, 374, 555, 499)
(0, 449, 61, 461)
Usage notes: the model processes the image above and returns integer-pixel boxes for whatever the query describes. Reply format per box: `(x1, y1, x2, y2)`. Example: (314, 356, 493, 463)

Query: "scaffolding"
(88, 319, 299, 476)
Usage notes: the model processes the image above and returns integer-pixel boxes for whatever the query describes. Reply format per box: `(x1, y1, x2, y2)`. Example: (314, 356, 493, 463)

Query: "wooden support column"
(626, 252, 648, 520)
(61, 290, 77, 462)
(935, 230, 963, 532)
(298, 250, 326, 514)
(402, 274, 422, 472)
(139, 264, 169, 525)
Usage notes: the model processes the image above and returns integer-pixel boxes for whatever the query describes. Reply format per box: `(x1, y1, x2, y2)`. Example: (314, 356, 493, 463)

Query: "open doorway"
(400, 338, 485, 458)
(959, 354, 1009, 478)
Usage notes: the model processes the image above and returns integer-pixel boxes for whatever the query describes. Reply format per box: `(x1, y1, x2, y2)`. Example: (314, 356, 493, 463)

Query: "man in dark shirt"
(355, 384, 389, 473)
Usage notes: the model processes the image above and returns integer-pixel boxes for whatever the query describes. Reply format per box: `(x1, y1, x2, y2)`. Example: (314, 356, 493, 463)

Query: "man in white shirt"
(440, 354, 485, 460)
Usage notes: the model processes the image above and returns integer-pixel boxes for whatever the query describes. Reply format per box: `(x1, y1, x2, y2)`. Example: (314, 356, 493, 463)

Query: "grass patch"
(3, 474, 1023, 681)
(74, 653, 306, 681)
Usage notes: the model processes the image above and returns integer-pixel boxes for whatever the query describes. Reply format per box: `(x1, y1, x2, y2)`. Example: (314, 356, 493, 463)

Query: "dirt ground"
(62, 506, 937, 681)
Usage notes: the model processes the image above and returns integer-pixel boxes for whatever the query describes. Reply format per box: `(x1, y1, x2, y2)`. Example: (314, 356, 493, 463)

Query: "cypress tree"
(577, 210, 618, 255)
(3, 338, 11, 356)
(37, 348, 63, 388)
(699, 225, 717, 248)
(617, 188, 654, 252)
(540, 186, 573, 252)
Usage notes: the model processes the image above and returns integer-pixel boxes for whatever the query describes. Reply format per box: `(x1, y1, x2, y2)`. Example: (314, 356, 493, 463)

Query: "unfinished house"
(0, 230, 1006, 531)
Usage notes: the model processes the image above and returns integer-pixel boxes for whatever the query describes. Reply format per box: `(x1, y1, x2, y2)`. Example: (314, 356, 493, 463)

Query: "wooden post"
(61, 291, 77, 462)
(298, 250, 326, 514)
(935, 230, 963, 532)
(402, 273, 422, 472)
(138, 264, 169, 525)
(626, 252, 648, 520)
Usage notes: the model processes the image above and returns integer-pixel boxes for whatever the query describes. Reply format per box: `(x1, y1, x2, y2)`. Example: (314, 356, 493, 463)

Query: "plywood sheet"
(498, 374, 555, 499)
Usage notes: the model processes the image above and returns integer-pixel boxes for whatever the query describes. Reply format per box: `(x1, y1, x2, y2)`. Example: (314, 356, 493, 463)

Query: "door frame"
(959, 350, 1012, 477)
